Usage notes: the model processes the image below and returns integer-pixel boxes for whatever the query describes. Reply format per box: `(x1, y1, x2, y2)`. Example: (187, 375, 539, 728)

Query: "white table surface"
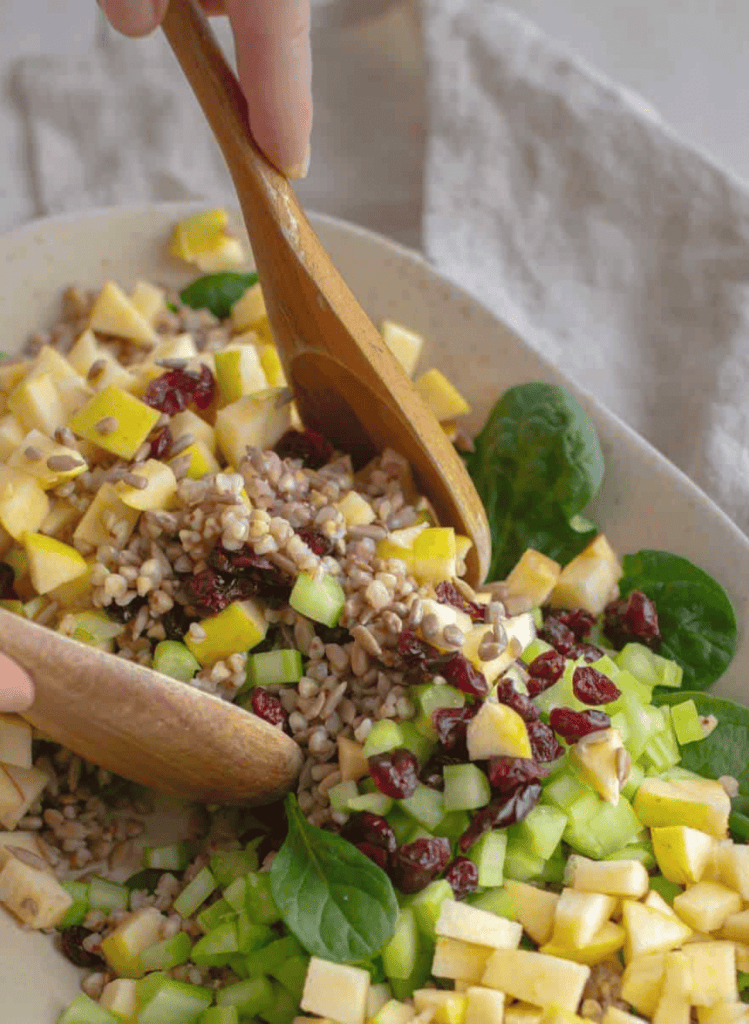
(3, 0, 749, 241)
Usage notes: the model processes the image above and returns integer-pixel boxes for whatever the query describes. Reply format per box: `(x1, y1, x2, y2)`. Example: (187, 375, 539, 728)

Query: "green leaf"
(618, 551, 737, 690)
(270, 794, 398, 964)
(465, 382, 604, 580)
(179, 272, 259, 319)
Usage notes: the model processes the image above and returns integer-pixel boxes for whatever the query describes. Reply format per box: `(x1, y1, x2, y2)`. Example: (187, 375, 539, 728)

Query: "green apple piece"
(380, 320, 424, 377)
(115, 459, 178, 511)
(215, 389, 292, 468)
(214, 345, 268, 405)
(480, 947, 590, 1013)
(300, 956, 370, 1024)
(185, 599, 267, 666)
(57, 994, 121, 1024)
(680, 941, 738, 1007)
(650, 825, 715, 885)
(23, 532, 87, 595)
(432, 936, 494, 984)
(634, 777, 731, 839)
(563, 855, 649, 898)
(672, 881, 741, 932)
(414, 368, 470, 421)
(289, 572, 345, 627)
(73, 482, 140, 549)
(436, 899, 522, 950)
(0, 855, 73, 928)
(101, 906, 165, 978)
(550, 889, 617, 950)
(409, 879, 454, 941)
(7, 371, 67, 435)
(68, 385, 161, 459)
(621, 899, 692, 961)
(88, 280, 157, 346)
(0, 467, 50, 540)
(466, 701, 532, 760)
(153, 640, 200, 682)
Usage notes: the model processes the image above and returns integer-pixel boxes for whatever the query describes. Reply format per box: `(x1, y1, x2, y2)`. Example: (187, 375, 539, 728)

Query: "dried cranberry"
(569, 642, 604, 663)
(459, 783, 542, 851)
(297, 526, 334, 557)
(274, 428, 334, 469)
(316, 623, 350, 645)
(148, 425, 173, 460)
(526, 650, 566, 696)
(143, 364, 216, 415)
(493, 681, 540, 722)
(572, 666, 621, 705)
(250, 687, 287, 728)
(357, 841, 389, 871)
(59, 927, 105, 969)
(603, 590, 661, 651)
(434, 581, 487, 623)
(432, 705, 479, 750)
(368, 748, 420, 800)
(208, 544, 292, 606)
(439, 653, 489, 697)
(105, 595, 147, 624)
(397, 629, 437, 670)
(549, 707, 611, 742)
(0, 563, 16, 600)
(161, 602, 194, 642)
(183, 568, 240, 615)
(419, 749, 465, 791)
(526, 720, 564, 763)
(443, 857, 479, 899)
(539, 616, 577, 655)
(342, 812, 397, 854)
(487, 756, 550, 792)
(390, 837, 451, 894)
(554, 609, 596, 639)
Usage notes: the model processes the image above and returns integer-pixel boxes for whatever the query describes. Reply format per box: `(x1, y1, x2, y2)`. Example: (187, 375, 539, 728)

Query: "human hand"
(0, 655, 35, 713)
(97, 0, 312, 179)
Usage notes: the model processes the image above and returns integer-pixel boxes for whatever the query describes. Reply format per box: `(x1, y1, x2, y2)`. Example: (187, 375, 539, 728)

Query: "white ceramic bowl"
(1, 203, 748, 1019)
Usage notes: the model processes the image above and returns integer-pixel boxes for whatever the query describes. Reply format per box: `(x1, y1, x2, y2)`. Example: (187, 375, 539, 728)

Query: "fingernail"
(286, 143, 311, 181)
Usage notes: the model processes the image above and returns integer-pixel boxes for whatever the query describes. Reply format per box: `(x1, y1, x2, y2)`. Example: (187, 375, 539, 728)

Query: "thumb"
(97, 0, 171, 36)
(0, 655, 34, 713)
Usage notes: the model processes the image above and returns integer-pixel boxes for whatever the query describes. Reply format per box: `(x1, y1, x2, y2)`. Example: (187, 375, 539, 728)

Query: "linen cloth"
(10, 0, 749, 537)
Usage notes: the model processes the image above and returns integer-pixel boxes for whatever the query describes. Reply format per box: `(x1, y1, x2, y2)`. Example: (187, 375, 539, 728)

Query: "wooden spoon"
(1, 609, 302, 805)
(161, 0, 491, 586)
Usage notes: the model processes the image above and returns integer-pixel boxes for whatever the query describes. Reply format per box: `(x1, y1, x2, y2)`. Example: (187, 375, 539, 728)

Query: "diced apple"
(564, 855, 649, 899)
(551, 889, 617, 949)
(8, 429, 87, 489)
(381, 321, 424, 377)
(88, 281, 157, 346)
(215, 389, 293, 468)
(170, 209, 246, 271)
(0, 714, 33, 769)
(300, 956, 370, 1024)
(696, 1005, 749, 1024)
(100, 977, 138, 1020)
(600, 1010, 648, 1024)
(258, 343, 287, 387)
(432, 937, 494, 983)
(651, 951, 692, 1024)
(214, 345, 268, 406)
(0, 831, 51, 873)
(537, 1009, 587, 1024)
(336, 491, 376, 528)
(409, 527, 457, 583)
(73, 482, 141, 549)
(548, 535, 623, 615)
(412, 990, 467, 1024)
(1, 762, 51, 829)
(366, 984, 392, 1022)
(173, 441, 221, 480)
(185, 599, 267, 666)
(169, 408, 217, 453)
(621, 954, 667, 1017)
(231, 282, 267, 331)
(130, 281, 165, 324)
(621, 899, 693, 961)
(672, 881, 741, 932)
(0, 856, 72, 928)
(633, 777, 731, 839)
(0, 415, 25, 461)
(0, 359, 30, 400)
(570, 727, 626, 806)
(436, 899, 523, 949)
(680, 941, 737, 1007)
(480, 948, 590, 1013)
(504, 1006, 543, 1024)
(0, 765, 23, 827)
(68, 385, 161, 460)
(7, 372, 67, 435)
(114, 459, 177, 511)
(467, 701, 532, 760)
(713, 840, 749, 899)
(23, 532, 88, 594)
(48, 559, 94, 608)
(337, 736, 368, 782)
(101, 907, 165, 979)
(414, 369, 471, 421)
(643, 889, 681, 919)
(0, 467, 50, 541)
(504, 549, 561, 606)
(540, 920, 625, 966)
(651, 825, 716, 885)
(503, 880, 559, 946)
(39, 500, 79, 538)
(719, 909, 749, 943)
(370, 999, 416, 1024)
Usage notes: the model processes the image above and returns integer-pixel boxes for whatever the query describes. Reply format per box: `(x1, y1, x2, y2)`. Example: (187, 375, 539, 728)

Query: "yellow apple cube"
(0, 714, 32, 770)
(0, 415, 25, 461)
(564, 855, 649, 899)
(570, 727, 626, 805)
(173, 441, 221, 480)
(672, 881, 741, 932)
(1, 762, 50, 829)
(505, 549, 561, 606)
(410, 527, 457, 583)
(462, 624, 515, 684)
(436, 900, 523, 949)
(258, 343, 287, 387)
(336, 491, 376, 528)
(88, 281, 156, 346)
(8, 429, 87, 489)
(540, 920, 625, 966)
(214, 345, 268, 405)
(215, 389, 293, 468)
(101, 907, 165, 979)
(169, 408, 217, 453)
(170, 209, 246, 271)
(413, 990, 468, 1024)
(381, 321, 424, 377)
(713, 840, 749, 899)
(40, 500, 79, 538)
(48, 559, 94, 608)
(73, 482, 140, 549)
(300, 956, 370, 1024)
(549, 535, 623, 615)
(480, 948, 590, 1013)
(621, 899, 693, 961)
(231, 281, 267, 331)
(0, 467, 50, 541)
(130, 281, 166, 324)
(467, 701, 531, 760)
(432, 937, 494, 983)
(0, 856, 72, 929)
(100, 978, 138, 1021)
(634, 778, 731, 839)
(695, 1005, 749, 1024)
(651, 825, 717, 885)
(720, 909, 749, 943)
(68, 385, 161, 459)
(414, 368, 471, 421)
(600, 1010, 648, 1024)
(504, 1006, 544, 1024)
(551, 889, 617, 949)
(185, 599, 267, 666)
(621, 953, 666, 1017)
(680, 941, 737, 1007)
(7, 372, 67, 435)
(66, 328, 102, 376)
(115, 459, 178, 511)
(503, 880, 559, 946)
(23, 532, 87, 595)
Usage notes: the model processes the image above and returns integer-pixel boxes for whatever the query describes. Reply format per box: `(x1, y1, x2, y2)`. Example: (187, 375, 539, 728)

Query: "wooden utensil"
(161, 0, 491, 586)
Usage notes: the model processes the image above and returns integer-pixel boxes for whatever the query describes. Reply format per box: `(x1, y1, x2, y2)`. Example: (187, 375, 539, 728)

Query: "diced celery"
(387, 805, 416, 845)
(467, 886, 517, 920)
(564, 795, 642, 858)
(271, 954, 310, 1000)
(602, 844, 655, 869)
(537, 842, 567, 885)
(399, 721, 435, 766)
(400, 784, 445, 830)
(153, 640, 200, 682)
(89, 876, 129, 912)
(215, 977, 274, 1016)
(670, 699, 705, 745)
(388, 946, 433, 1000)
(61, 880, 90, 903)
(243, 871, 280, 925)
(143, 842, 191, 872)
(197, 898, 235, 934)
(246, 648, 303, 687)
(588, 654, 621, 679)
(381, 907, 419, 980)
(57, 881, 90, 928)
(607, 666, 651, 704)
(56, 994, 120, 1024)
(649, 874, 684, 905)
(621, 760, 645, 801)
(443, 763, 491, 812)
(363, 720, 406, 758)
(135, 972, 168, 1011)
(542, 767, 594, 812)
(503, 837, 545, 882)
(191, 920, 240, 967)
(328, 779, 359, 812)
(199, 1008, 240, 1024)
(348, 792, 394, 816)
(235, 913, 274, 953)
(615, 642, 682, 689)
(520, 638, 553, 665)
(262, 981, 300, 1024)
(140, 930, 193, 972)
(412, 683, 465, 738)
(433, 810, 471, 844)
(641, 710, 681, 773)
(137, 978, 213, 1024)
(289, 572, 345, 627)
(514, 804, 567, 860)
(410, 879, 454, 940)
(243, 935, 304, 977)
(173, 866, 217, 919)
(209, 848, 259, 888)
(467, 829, 507, 888)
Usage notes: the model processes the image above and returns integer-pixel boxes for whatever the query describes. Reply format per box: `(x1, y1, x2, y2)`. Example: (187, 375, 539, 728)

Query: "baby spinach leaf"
(270, 794, 398, 964)
(465, 382, 604, 580)
(619, 551, 737, 690)
(179, 271, 258, 319)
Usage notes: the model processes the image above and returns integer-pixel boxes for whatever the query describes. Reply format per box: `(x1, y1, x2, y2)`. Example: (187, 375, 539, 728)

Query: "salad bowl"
(1, 202, 748, 1021)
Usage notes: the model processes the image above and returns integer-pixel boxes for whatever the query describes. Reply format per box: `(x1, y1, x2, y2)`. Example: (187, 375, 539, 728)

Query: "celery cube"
(410, 879, 454, 940)
(243, 935, 304, 977)
(443, 763, 491, 812)
(289, 572, 345, 627)
(196, 898, 235, 934)
(467, 887, 518, 920)
(433, 810, 471, 844)
(272, 954, 310, 1000)
(246, 648, 303, 687)
(140, 931, 193, 972)
(173, 867, 217, 919)
(328, 779, 359, 812)
(363, 720, 406, 758)
(382, 907, 419, 980)
(467, 829, 507, 888)
(199, 1009, 240, 1024)
(137, 978, 213, 1024)
(57, 994, 120, 1024)
(670, 699, 705, 745)
(191, 921, 239, 967)
(503, 837, 545, 882)
(515, 804, 567, 860)
(347, 791, 394, 815)
(215, 977, 274, 1015)
(209, 848, 259, 888)
(400, 784, 445, 830)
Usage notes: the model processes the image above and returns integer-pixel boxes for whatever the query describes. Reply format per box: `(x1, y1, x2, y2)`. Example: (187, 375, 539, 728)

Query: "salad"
(0, 209, 748, 1024)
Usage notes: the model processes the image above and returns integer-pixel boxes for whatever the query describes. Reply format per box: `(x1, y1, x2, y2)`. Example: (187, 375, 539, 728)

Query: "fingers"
(0, 655, 35, 714)
(97, 0, 171, 37)
(224, 0, 313, 179)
